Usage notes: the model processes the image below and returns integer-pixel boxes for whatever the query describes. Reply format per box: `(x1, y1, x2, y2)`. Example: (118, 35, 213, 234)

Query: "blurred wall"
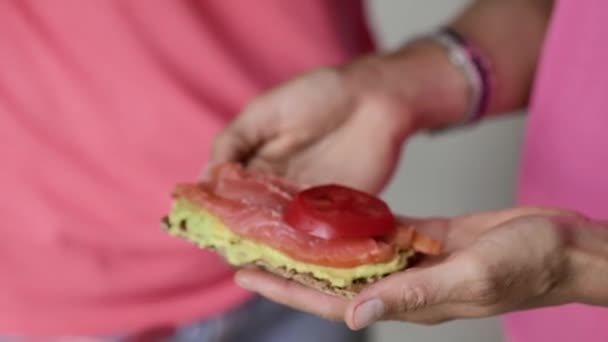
(366, 1, 526, 341)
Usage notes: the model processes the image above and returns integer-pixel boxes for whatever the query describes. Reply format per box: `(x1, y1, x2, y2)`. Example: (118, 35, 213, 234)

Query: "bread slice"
(162, 206, 416, 298)
(250, 254, 414, 298)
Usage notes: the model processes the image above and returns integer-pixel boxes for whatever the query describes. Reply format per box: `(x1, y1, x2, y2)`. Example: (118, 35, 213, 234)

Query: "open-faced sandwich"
(162, 163, 441, 298)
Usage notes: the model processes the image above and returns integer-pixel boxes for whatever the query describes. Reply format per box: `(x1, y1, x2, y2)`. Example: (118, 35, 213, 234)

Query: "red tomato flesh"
(284, 185, 396, 240)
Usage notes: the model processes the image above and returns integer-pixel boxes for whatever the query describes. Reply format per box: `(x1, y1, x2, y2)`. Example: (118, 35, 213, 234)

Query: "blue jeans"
(2, 297, 367, 342)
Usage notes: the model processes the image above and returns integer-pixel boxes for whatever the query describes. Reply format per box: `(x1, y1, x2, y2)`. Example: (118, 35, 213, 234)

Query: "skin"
(210, 0, 608, 330)
(234, 209, 608, 329)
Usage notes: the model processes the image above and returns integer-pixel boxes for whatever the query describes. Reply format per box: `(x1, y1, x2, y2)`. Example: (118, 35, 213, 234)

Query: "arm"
(359, 0, 554, 131)
(568, 220, 608, 306)
(210, 1, 554, 193)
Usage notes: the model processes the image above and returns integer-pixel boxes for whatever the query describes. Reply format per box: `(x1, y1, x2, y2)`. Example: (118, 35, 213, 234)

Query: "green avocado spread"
(165, 199, 412, 288)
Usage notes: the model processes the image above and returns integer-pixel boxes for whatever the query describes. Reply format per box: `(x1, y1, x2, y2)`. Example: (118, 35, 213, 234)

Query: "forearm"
(567, 220, 608, 306)
(450, 0, 553, 117)
(356, 0, 554, 131)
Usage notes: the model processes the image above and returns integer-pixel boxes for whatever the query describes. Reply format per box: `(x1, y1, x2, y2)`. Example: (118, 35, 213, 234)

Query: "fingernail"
(353, 298, 385, 329)
(234, 274, 252, 290)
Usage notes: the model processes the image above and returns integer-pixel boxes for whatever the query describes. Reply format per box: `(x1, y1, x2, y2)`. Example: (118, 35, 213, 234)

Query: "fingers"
(453, 207, 570, 234)
(415, 207, 572, 252)
(210, 100, 277, 167)
(234, 268, 348, 321)
(210, 122, 261, 167)
(210, 127, 249, 165)
(345, 257, 470, 329)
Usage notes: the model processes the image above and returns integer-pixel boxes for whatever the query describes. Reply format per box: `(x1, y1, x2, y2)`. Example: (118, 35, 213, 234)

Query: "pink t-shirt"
(0, 0, 373, 336)
(506, 0, 608, 341)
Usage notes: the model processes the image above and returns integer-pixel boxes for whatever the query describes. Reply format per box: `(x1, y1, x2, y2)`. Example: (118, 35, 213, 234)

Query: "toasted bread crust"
(249, 257, 411, 298)
(208, 240, 411, 298)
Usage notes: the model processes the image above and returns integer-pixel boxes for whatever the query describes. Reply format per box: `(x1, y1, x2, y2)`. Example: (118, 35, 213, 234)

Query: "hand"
(211, 61, 413, 193)
(234, 207, 587, 329)
(210, 41, 469, 193)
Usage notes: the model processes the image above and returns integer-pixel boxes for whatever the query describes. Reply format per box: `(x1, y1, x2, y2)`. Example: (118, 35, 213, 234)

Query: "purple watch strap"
(443, 28, 492, 121)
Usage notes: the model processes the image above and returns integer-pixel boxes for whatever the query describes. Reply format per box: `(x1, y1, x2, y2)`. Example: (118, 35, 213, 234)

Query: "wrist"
(343, 40, 472, 134)
(563, 218, 608, 306)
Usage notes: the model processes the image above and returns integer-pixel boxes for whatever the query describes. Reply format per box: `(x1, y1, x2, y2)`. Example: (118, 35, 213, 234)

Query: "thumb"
(210, 102, 276, 166)
(203, 127, 246, 180)
(210, 125, 257, 166)
(345, 258, 464, 329)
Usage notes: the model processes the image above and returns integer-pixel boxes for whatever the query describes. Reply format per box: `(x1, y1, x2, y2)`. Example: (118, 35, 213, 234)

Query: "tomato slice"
(284, 184, 396, 240)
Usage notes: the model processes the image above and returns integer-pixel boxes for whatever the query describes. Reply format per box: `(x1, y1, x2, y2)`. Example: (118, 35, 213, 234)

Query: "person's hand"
(211, 62, 412, 193)
(210, 43, 468, 193)
(233, 207, 588, 329)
